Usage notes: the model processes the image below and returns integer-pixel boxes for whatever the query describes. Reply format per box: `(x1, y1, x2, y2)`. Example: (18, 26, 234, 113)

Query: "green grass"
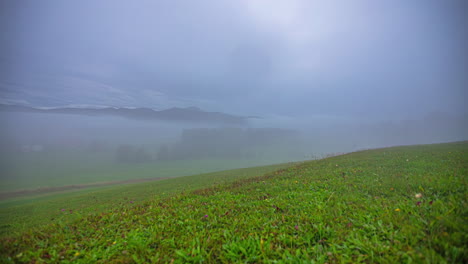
(0, 150, 299, 192)
(1, 142, 467, 263)
(0, 163, 294, 236)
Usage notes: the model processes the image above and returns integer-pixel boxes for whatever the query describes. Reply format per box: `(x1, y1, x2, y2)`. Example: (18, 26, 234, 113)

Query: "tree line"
(114, 127, 298, 163)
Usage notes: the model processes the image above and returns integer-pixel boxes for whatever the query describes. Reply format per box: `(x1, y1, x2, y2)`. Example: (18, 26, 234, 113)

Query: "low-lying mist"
(0, 111, 466, 192)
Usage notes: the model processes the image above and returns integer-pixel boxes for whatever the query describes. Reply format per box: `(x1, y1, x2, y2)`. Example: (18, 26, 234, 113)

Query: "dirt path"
(0, 177, 171, 200)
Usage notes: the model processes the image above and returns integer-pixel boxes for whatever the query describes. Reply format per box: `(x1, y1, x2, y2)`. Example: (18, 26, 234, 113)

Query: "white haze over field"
(0, 0, 467, 190)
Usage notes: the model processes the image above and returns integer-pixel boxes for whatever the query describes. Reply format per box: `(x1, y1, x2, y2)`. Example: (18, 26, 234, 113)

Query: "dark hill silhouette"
(0, 104, 252, 125)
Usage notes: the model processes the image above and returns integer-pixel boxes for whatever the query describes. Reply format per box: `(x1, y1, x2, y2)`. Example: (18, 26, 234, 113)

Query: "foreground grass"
(0, 163, 293, 236)
(1, 142, 467, 263)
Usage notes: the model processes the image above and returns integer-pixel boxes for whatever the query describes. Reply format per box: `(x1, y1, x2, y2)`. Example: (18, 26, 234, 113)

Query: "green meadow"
(0, 142, 467, 263)
(0, 163, 294, 235)
(0, 150, 299, 192)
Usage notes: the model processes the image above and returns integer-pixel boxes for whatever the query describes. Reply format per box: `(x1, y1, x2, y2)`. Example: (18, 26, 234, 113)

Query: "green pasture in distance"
(0, 142, 466, 263)
(0, 149, 300, 191)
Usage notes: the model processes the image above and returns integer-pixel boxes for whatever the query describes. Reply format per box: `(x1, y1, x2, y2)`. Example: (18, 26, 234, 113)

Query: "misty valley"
(1, 0, 467, 262)
(0, 110, 466, 194)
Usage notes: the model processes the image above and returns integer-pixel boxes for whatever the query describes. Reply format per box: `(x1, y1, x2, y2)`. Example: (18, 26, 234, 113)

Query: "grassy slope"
(0, 150, 297, 191)
(1, 142, 467, 263)
(0, 163, 294, 236)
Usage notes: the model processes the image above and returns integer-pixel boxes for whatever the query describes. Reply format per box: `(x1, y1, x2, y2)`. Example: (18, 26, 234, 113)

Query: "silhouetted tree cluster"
(114, 128, 299, 163)
(115, 145, 152, 163)
(157, 144, 171, 161)
(167, 128, 298, 160)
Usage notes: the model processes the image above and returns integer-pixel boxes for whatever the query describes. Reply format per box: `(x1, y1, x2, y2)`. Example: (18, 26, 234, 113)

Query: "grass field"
(0, 150, 300, 192)
(0, 142, 467, 263)
(0, 163, 294, 235)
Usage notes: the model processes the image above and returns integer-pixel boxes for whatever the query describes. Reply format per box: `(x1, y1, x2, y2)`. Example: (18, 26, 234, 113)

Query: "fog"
(2, 111, 467, 153)
(0, 0, 467, 191)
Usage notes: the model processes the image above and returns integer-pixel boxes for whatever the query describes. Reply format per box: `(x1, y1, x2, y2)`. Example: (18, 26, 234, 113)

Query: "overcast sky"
(0, 0, 466, 120)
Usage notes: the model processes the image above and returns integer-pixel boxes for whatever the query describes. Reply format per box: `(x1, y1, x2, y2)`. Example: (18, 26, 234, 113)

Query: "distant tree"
(157, 144, 171, 161)
(115, 145, 135, 163)
(115, 145, 152, 163)
(135, 147, 152, 162)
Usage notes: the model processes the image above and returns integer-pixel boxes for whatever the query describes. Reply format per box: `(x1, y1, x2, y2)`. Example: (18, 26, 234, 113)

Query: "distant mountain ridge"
(0, 104, 251, 124)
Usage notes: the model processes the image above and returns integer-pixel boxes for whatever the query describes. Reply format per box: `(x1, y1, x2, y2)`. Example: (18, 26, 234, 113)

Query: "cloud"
(0, 0, 466, 119)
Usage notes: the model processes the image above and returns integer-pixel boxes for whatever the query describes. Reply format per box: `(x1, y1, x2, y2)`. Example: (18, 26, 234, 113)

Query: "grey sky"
(0, 0, 466, 120)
